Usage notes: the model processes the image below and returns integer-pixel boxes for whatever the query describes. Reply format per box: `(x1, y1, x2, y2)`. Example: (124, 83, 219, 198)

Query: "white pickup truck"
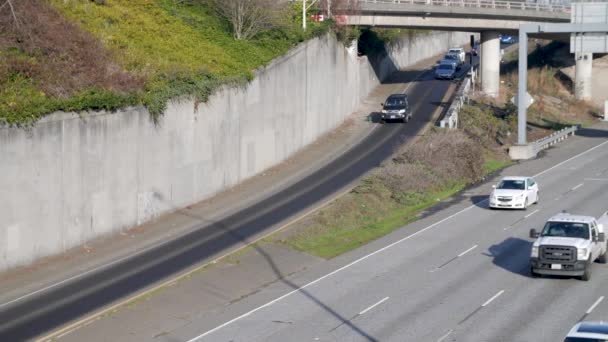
(530, 212, 608, 281)
(447, 47, 466, 64)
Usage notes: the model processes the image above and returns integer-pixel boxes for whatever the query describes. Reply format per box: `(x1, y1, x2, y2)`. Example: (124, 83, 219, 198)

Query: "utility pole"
(303, 0, 307, 31)
(302, 0, 320, 31)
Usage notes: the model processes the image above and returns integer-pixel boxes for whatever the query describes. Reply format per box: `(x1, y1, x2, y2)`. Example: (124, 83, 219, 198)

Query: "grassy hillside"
(0, 0, 330, 126)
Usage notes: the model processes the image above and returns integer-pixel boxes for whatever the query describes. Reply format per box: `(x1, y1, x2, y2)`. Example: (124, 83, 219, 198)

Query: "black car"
(381, 94, 411, 123)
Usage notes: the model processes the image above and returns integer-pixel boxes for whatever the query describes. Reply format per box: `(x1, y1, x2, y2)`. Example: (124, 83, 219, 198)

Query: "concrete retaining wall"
(0, 31, 470, 271)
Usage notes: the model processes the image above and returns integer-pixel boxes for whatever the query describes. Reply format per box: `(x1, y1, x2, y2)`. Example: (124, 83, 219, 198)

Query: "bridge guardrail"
(439, 66, 475, 129)
(532, 125, 578, 154)
(359, 0, 570, 13)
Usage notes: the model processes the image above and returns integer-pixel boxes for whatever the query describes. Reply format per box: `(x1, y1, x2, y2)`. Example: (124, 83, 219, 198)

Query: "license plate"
(390, 115, 395, 119)
(551, 264, 562, 270)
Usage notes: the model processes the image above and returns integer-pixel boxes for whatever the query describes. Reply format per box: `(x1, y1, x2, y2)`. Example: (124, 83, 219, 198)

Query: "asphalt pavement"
(175, 126, 608, 342)
(0, 55, 470, 340)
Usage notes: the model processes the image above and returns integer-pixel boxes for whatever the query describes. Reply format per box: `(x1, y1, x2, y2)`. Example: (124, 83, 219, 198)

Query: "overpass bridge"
(346, 0, 572, 97)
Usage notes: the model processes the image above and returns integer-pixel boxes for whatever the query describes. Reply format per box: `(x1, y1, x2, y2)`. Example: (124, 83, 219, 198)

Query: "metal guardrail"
(439, 66, 475, 129)
(359, 0, 570, 13)
(532, 125, 578, 153)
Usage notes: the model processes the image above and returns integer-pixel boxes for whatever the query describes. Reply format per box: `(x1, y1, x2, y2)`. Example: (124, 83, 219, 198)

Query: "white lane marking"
(585, 178, 608, 181)
(458, 245, 478, 257)
(524, 209, 540, 218)
(188, 139, 608, 341)
(572, 183, 584, 191)
(437, 329, 454, 342)
(34, 61, 441, 342)
(533, 140, 608, 178)
(187, 204, 480, 341)
(359, 296, 390, 315)
(482, 290, 505, 307)
(586, 296, 604, 314)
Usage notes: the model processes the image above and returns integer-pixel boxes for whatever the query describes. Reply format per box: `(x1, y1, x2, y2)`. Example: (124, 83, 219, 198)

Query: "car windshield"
(496, 180, 525, 190)
(564, 338, 608, 342)
(541, 222, 590, 239)
(385, 97, 405, 107)
(444, 55, 457, 60)
(438, 64, 454, 70)
(449, 49, 460, 53)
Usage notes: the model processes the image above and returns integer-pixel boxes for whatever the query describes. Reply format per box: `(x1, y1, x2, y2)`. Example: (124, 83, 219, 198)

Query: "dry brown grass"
(0, 0, 142, 98)
(379, 129, 485, 195)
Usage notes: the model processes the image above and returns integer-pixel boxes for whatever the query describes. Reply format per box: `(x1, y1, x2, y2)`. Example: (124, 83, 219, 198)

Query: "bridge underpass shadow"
(359, 28, 427, 87)
(482, 237, 534, 278)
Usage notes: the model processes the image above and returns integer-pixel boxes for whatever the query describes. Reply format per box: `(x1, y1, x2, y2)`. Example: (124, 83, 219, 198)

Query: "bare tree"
(318, 0, 360, 20)
(0, 0, 20, 28)
(212, 0, 283, 40)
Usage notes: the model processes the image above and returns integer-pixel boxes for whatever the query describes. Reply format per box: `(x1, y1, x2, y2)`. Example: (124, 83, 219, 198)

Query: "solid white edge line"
(436, 329, 454, 342)
(457, 245, 478, 258)
(533, 140, 608, 178)
(524, 209, 540, 218)
(186, 203, 480, 341)
(188, 138, 608, 341)
(572, 183, 584, 190)
(586, 296, 604, 314)
(359, 296, 390, 315)
(481, 290, 505, 307)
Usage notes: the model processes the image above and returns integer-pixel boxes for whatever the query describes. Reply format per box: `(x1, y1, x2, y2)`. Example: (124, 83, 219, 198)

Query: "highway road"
(0, 58, 472, 340)
(173, 134, 608, 342)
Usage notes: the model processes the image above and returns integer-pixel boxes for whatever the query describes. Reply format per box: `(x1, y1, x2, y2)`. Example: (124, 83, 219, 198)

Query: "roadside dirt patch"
(0, 0, 142, 98)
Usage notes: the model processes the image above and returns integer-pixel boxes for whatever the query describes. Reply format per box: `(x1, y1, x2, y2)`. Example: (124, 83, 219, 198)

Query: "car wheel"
(523, 197, 529, 210)
(581, 264, 592, 281)
(599, 250, 607, 264)
(534, 192, 540, 204)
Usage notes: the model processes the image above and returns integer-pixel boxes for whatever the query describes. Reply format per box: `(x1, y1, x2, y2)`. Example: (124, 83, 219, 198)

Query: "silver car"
(435, 63, 456, 80)
(440, 54, 461, 70)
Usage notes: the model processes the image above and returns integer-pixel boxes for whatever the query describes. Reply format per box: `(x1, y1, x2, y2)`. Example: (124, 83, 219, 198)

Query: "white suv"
(489, 176, 539, 209)
(447, 47, 465, 63)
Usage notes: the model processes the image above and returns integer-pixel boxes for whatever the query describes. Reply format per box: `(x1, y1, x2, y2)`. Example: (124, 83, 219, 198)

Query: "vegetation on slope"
(476, 41, 602, 142)
(0, 0, 331, 125)
(270, 109, 512, 259)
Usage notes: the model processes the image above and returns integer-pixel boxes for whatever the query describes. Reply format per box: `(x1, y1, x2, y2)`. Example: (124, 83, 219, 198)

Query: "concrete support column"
(575, 52, 593, 100)
(480, 31, 500, 97)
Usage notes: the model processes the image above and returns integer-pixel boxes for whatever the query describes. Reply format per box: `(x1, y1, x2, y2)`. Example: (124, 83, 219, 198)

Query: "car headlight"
(577, 248, 588, 261)
(382, 110, 387, 114)
(531, 246, 539, 258)
(399, 109, 406, 114)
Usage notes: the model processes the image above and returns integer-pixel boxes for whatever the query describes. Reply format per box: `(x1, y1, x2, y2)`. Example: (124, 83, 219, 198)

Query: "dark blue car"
(500, 35, 515, 44)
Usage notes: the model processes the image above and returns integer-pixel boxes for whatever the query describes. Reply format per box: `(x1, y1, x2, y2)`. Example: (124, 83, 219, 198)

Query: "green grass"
(2, 0, 331, 125)
(483, 158, 513, 175)
(0, 74, 136, 126)
(285, 183, 465, 259)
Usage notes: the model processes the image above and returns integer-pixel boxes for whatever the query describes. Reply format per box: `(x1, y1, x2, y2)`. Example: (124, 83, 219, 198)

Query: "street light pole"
(303, 0, 307, 31)
(302, 0, 320, 31)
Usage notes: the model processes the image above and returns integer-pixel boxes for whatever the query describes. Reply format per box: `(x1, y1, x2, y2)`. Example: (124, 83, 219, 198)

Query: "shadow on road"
(482, 237, 534, 278)
(573, 127, 608, 139)
(177, 211, 379, 341)
(470, 195, 490, 209)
